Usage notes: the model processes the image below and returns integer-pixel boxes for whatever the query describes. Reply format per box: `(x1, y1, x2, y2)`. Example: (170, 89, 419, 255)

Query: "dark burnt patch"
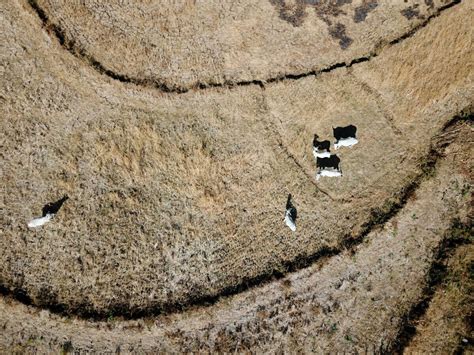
(401, 4, 422, 20)
(309, 0, 352, 21)
(328, 23, 353, 49)
(269, 0, 307, 27)
(269, 0, 354, 48)
(270, 0, 352, 27)
(354, 0, 378, 23)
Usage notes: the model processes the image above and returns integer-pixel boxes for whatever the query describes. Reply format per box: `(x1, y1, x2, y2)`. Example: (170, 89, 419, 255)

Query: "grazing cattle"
(312, 134, 331, 158)
(333, 124, 358, 149)
(316, 154, 342, 180)
(28, 195, 69, 228)
(284, 193, 297, 232)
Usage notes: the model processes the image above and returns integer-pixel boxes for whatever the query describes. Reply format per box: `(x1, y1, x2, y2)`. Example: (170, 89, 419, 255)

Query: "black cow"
(312, 134, 331, 158)
(316, 155, 341, 172)
(285, 193, 297, 231)
(316, 155, 342, 180)
(313, 134, 330, 152)
(333, 124, 358, 149)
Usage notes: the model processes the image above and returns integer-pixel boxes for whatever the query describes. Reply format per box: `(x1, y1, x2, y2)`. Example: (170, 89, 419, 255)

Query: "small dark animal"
(285, 194, 297, 232)
(312, 134, 331, 158)
(313, 134, 331, 152)
(42, 195, 69, 216)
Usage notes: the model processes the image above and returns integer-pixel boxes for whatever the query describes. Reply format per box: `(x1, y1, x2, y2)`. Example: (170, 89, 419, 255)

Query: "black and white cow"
(312, 134, 331, 159)
(333, 124, 358, 149)
(316, 154, 342, 180)
(284, 193, 297, 232)
(28, 195, 69, 228)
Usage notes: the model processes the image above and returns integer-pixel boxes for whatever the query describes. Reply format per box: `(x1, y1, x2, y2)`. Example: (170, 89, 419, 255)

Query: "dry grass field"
(0, 0, 472, 352)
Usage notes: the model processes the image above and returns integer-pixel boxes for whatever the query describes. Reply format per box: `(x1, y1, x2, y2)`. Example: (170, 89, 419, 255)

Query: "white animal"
(312, 134, 331, 158)
(28, 213, 54, 228)
(333, 125, 358, 149)
(285, 210, 297, 232)
(284, 194, 297, 232)
(315, 155, 343, 181)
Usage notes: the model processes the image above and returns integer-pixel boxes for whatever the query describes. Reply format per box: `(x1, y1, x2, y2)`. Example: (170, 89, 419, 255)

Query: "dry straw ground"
(33, 0, 455, 90)
(0, 0, 472, 352)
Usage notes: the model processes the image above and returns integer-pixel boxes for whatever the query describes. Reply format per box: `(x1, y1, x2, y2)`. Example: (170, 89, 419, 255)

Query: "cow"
(27, 213, 54, 228)
(312, 134, 331, 159)
(284, 193, 297, 232)
(333, 124, 358, 149)
(316, 154, 342, 180)
(28, 195, 69, 228)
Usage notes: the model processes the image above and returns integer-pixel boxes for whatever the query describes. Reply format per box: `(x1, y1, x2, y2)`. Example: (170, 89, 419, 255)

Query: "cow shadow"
(42, 195, 69, 216)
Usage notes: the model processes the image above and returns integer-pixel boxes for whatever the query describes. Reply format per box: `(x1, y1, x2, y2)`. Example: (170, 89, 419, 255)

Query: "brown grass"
(0, 0, 472, 352)
(0, 122, 471, 353)
(31, 0, 454, 90)
(403, 241, 473, 353)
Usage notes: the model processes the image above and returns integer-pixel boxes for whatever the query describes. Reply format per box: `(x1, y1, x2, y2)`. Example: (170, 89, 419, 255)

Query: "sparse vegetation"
(0, 0, 471, 353)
